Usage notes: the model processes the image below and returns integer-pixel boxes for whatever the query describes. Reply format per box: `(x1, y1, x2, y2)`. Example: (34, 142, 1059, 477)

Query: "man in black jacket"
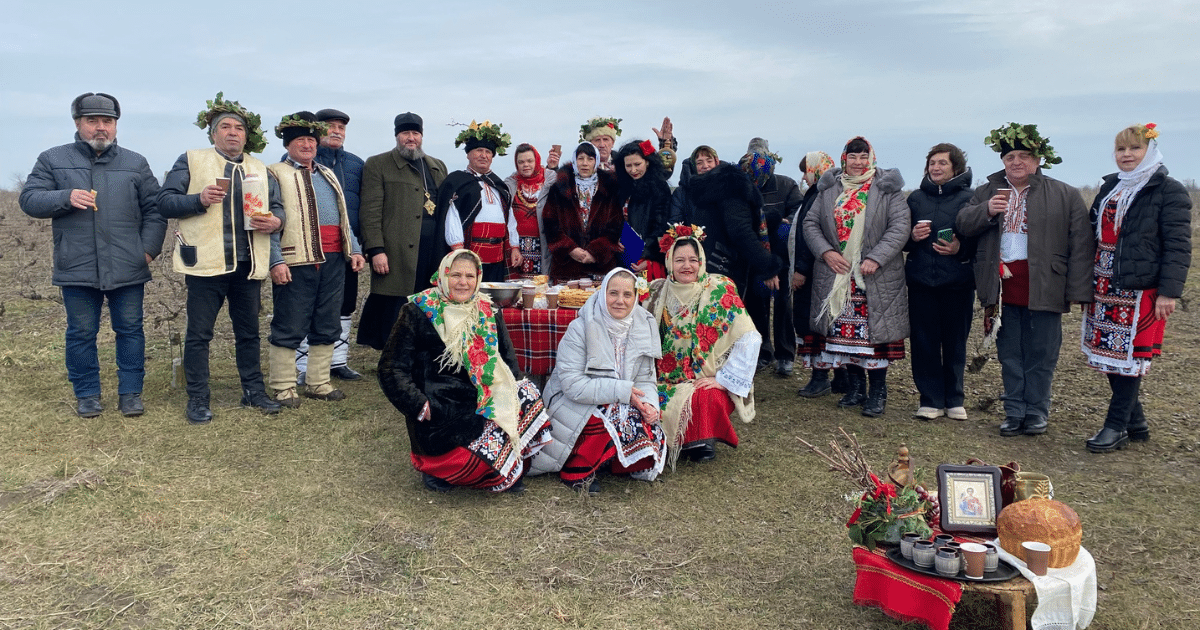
(20, 92, 166, 418)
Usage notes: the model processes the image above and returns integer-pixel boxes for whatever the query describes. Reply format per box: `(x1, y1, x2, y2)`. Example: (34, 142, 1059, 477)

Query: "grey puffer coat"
(20, 136, 165, 290)
(803, 167, 910, 343)
(527, 298, 661, 476)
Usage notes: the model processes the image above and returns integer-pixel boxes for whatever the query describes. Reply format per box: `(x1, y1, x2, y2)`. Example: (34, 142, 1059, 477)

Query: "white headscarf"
(1097, 138, 1164, 238)
(590, 268, 637, 344)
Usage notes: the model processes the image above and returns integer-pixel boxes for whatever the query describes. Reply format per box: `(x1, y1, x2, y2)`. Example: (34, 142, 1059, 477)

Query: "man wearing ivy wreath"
(157, 93, 285, 425)
(580, 116, 677, 176)
(437, 120, 518, 282)
(266, 111, 366, 408)
(956, 123, 1093, 438)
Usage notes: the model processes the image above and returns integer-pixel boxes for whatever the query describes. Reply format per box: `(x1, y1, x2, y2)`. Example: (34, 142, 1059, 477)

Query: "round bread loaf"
(996, 498, 1082, 568)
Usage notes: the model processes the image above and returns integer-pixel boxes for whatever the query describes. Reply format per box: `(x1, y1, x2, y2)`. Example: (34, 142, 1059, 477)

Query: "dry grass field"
(0, 188, 1197, 629)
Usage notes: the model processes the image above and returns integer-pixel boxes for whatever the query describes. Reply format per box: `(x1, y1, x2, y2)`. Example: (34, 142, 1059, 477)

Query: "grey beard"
(87, 137, 114, 152)
(397, 145, 424, 161)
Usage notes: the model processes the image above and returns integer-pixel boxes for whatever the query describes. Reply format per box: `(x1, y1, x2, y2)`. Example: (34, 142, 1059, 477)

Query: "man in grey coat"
(956, 124, 1093, 437)
(20, 92, 166, 418)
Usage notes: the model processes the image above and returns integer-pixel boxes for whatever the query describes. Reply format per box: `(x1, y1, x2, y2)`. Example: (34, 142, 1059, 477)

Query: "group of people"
(786, 123, 1190, 455)
(19, 91, 1191, 497)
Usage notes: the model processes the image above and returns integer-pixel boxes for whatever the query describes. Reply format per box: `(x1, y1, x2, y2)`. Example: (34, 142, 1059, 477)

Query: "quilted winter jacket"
(528, 300, 661, 476)
(803, 167, 910, 343)
(1090, 166, 1191, 298)
(20, 137, 166, 290)
(315, 145, 364, 241)
(956, 169, 1094, 312)
(903, 168, 976, 289)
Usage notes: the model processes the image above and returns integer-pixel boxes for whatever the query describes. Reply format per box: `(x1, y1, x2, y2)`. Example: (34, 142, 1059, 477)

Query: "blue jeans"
(61, 284, 146, 398)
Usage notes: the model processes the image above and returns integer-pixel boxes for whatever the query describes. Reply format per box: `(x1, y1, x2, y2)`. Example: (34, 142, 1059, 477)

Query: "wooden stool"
(962, 575, 1037, 630)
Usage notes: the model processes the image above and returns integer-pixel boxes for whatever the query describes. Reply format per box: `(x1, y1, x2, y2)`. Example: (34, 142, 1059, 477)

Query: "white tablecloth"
(993, 540, 1097, 630)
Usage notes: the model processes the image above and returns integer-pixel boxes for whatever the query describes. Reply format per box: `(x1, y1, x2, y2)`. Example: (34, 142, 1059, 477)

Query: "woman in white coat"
(529, 269, 665, 494)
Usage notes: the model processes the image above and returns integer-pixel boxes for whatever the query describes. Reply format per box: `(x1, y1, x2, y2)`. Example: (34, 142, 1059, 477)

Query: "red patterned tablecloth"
(501, 307, 579, 376)
(853, 545, 963, 630)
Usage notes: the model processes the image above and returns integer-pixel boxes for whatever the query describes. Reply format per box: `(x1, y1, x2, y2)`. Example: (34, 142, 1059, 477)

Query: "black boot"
(861, 368, 888, 417)
(1088, 374, 1140, 452)
(830, 367, 850, 394)
(1126, 399, 1150, 442)
(797, 369, 832, 398)
(837, 367, 867, 408)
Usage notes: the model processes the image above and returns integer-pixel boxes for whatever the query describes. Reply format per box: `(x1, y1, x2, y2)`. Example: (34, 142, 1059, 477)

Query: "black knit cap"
(71, 92, 120, 119)
(316, 108, 349, 124)
(463, 137, 497, 154)
(281, 111, 322, 147)
(394, 112, 423, 135)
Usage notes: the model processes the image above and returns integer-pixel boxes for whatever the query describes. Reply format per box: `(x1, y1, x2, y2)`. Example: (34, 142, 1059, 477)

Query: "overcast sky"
(3, 0, 1198, 191)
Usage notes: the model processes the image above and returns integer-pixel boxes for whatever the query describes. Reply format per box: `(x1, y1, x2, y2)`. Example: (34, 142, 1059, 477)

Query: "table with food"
(799, 431, 1098, 630)
(480, 275, 606, 377)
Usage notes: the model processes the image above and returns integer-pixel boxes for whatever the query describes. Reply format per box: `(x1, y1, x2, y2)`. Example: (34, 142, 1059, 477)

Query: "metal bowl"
(479, 282, 522, 308)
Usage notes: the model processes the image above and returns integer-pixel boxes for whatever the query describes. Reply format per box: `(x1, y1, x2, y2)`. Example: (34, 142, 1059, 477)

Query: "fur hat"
(275, 111, 327, 147)
(394, 112, 423, 135)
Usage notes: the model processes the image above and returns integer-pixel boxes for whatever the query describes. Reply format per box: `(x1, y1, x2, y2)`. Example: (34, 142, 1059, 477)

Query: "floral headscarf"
(409, 249, 521, 447)
(816, 137, 878, 329)
(645, 236, 757, 465)
(803, 151, 836, 187)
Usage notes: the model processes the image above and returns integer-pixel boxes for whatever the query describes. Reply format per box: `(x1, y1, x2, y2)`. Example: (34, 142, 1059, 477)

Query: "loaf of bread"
(557, 288, 591, 308)
(996, 498, 1082, 568)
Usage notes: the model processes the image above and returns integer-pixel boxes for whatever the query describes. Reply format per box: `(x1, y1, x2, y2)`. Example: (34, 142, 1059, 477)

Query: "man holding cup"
(266, 112, 365, 407)
(157, 93, 285, 424)
(957, 123, 1093, 437)
(19, 92, 166, 418)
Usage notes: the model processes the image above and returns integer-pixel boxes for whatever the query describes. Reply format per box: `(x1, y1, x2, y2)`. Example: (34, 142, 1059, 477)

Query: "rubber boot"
(269, 344, 302, 408)
(304, 344, 346, 401)
(837, 366, 867, 408)
(861, 367, 888, 417)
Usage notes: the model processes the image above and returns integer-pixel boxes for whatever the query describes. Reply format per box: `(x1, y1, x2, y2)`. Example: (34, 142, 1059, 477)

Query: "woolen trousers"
(996, 305, 1062, 422)
(269, 253, 346, 350)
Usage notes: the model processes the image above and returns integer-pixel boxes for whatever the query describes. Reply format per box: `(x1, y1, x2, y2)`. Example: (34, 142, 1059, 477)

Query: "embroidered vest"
(268, 161, 354, 267)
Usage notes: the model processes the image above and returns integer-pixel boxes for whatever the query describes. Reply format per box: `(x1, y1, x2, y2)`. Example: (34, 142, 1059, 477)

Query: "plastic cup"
(960, 542, 988, 578)
(1022, 541, 1052, 576)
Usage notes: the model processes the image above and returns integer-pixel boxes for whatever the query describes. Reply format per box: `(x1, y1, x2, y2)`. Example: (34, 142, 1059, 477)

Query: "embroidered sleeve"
(715, 330, 762, 397)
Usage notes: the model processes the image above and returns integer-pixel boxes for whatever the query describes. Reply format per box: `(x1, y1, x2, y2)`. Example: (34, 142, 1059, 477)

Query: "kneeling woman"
(530, 269, 666, 493)
(646, 227, 761, 463)
(379, 250, 552, 493)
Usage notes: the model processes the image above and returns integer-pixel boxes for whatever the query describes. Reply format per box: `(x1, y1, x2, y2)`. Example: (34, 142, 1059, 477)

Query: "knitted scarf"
(816, 138, 877, 329)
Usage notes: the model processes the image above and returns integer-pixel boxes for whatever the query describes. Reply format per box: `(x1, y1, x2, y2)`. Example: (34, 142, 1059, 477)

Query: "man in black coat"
(674, 146, 782, 295)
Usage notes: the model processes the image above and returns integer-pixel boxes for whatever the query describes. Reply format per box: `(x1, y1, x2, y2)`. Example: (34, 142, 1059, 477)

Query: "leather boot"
(1126, 399, 1149, 442)
(1086, 427, 1129, 453)
(837, 367, 867, 408)
(861, 368, 888, 417)
(304, 344, 346, 401)
(830, 367, 850, 394)
(797, 369, 832, 398)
